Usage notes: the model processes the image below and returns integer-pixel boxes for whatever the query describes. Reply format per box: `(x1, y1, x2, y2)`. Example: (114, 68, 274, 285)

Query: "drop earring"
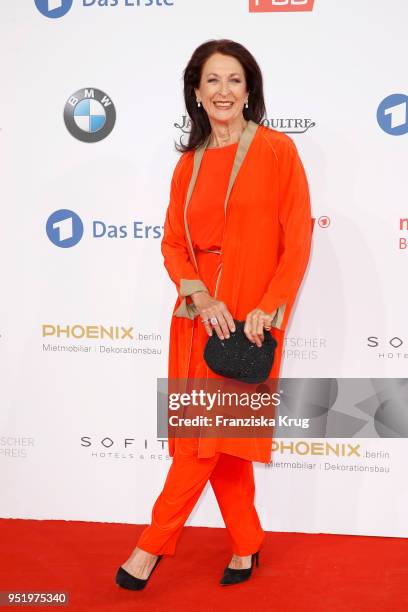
(197, 99, 201, 108)
(245, 99, 249, 109)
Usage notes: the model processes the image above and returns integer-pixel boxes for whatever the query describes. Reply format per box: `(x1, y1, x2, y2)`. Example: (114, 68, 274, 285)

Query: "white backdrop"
(1, 0, 408, 538)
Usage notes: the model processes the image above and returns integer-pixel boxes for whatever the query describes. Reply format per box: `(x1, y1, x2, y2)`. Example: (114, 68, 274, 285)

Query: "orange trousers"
(136, 437, 265, 556)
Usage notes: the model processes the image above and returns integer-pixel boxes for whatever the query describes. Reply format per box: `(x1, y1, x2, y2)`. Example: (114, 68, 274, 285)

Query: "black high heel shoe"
(219, 551, 260, 586)
(115, 554, 163, 591)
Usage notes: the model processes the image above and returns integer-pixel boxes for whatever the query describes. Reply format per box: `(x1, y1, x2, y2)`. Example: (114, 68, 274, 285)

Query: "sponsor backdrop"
(1, 0, 407, 537)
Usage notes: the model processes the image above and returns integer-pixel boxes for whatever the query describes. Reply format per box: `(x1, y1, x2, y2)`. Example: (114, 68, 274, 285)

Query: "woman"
(116, 39, 312, 590)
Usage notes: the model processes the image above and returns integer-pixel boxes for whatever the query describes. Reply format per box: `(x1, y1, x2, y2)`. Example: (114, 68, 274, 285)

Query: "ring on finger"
(210, 316, 218, 326)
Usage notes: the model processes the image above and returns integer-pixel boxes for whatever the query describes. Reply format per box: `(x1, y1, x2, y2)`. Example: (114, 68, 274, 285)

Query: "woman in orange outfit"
(116, 39, 312, 590)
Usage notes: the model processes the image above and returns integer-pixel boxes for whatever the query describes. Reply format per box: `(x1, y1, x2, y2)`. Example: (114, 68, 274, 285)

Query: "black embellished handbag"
(203, 319, 278, 384)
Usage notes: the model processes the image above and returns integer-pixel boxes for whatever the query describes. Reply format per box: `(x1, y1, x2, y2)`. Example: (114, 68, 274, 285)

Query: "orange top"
(186, 142, 239, 382)
(187, 141, 239, 252)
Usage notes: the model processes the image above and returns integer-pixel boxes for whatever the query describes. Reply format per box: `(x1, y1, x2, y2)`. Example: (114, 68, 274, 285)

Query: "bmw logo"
(63, 88, 116, 143)
(34, 0, 73, 19)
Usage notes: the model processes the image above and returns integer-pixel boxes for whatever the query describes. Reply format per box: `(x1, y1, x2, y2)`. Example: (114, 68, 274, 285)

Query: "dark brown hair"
(176, 39, 266, 153)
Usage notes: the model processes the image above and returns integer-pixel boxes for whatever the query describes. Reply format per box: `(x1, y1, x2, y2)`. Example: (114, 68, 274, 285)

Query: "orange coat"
(161, 120, 312, 463)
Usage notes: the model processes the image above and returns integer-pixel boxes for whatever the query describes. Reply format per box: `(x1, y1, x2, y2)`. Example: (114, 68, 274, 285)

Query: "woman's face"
(194, 53, 248, 125)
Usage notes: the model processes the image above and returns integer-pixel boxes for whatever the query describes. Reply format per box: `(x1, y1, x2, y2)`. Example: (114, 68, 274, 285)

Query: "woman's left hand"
(244, 308, 274, 347)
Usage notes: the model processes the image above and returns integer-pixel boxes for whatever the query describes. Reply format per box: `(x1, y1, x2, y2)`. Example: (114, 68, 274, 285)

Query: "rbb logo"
(249, 0, 315, 13)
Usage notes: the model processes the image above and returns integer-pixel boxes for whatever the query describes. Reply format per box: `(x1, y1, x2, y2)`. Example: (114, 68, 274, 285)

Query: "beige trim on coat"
(173, 278, 208, 319)
(179, 278, 208, 297)
(272, 303, 286, 330)
(174, 120, 259, 319)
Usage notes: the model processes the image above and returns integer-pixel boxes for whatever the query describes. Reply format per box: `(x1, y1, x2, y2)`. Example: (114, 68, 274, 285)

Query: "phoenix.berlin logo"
(249, 0, 315, 12)
(34, 0, 72, 18)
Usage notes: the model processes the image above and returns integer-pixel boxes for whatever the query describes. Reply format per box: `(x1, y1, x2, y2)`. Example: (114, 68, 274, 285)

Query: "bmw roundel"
(64, 88, 116, 143)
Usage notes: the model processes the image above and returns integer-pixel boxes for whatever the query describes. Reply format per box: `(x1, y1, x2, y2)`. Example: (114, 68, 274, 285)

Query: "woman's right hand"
(191, 291, 236, 339)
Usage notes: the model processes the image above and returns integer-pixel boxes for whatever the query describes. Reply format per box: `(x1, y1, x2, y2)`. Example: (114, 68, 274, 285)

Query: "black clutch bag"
(203, 319, 278, 384)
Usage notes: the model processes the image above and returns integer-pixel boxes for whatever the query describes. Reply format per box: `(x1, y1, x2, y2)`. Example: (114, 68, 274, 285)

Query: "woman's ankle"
(134, 546, 159, 559)
(228, 554, 252, 569)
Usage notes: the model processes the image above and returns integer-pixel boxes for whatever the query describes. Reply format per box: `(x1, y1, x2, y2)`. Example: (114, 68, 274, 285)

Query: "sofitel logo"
(80, 436, 171, 461)
(367, 336, 408, 359)
(249, 0, 315, 12)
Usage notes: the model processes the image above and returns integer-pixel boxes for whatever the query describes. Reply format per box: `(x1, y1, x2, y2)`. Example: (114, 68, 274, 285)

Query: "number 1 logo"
(377, 94, 408, 136)
(34, 0, 73, 18)
(48, 0, 63, 9)
(46, 210, 84, 248)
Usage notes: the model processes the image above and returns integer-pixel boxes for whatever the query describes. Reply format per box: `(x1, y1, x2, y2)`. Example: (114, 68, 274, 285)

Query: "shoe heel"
(253, 551, 260, 568)
(219, 550, 260, 586)
(115, 554, 162, 591)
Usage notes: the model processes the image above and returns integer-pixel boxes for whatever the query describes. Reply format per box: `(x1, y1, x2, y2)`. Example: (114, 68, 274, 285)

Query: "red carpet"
(1, 519, 407, 611)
